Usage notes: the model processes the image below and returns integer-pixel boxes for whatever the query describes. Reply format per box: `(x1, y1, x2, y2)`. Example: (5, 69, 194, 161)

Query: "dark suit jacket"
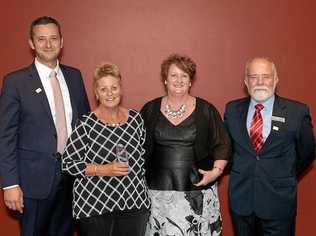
(224, 95, 315, 219)
(0, 63, 90, 199)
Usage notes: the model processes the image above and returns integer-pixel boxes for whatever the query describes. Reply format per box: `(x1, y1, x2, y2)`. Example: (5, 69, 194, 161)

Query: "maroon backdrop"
(0, 1, 315, 235)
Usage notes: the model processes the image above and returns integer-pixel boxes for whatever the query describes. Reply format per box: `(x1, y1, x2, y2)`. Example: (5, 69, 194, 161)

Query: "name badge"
(271, 116, 285, 123)
(272, 126, 279, 131)
(35, 88, 42, 94)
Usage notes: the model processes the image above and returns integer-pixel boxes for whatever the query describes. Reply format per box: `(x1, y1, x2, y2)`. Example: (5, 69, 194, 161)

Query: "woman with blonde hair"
(62, 63, 150, 236)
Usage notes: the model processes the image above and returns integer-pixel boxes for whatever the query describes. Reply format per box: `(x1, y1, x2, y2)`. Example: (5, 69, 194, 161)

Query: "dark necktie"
(50, 70, 68, 153)
(250, 104, 264, 153)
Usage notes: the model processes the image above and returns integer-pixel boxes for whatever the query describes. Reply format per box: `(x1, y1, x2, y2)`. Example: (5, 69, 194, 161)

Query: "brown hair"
(161, 53, 197, 82)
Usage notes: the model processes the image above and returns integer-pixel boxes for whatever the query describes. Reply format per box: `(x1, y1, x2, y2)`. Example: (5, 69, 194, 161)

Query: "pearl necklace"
(164, 104, 186, 118)
(99, 118, 122, 127)
(97, 110, 124, 127)
(104, 122, 121, 127)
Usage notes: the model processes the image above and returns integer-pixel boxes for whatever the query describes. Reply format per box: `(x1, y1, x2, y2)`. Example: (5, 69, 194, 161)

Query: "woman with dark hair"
(141, 54, 231, 236)
(62, 63, 150, 236)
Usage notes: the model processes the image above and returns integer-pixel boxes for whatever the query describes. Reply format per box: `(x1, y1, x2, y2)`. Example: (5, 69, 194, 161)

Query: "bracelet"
(213, 166, 223, 174)
(94, 165, 98, 176)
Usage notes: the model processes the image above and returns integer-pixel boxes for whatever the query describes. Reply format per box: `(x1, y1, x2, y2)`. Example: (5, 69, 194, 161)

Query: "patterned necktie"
(250, 104, 264, 154)
(50, 70, 68, 153)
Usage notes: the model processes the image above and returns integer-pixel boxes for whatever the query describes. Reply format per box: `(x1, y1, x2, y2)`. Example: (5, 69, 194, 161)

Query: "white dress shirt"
(34, 58, 73, 136)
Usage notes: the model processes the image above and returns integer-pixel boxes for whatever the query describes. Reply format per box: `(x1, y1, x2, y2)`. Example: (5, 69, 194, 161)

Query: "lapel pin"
(271, 116, 285, 123)
(35, 88, 42, 94)
(273, 126, 279, 131)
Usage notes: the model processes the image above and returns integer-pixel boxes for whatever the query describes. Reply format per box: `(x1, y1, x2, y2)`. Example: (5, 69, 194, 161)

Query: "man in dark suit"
(224, 57, 315, 236)
(0, 16, 90, 235)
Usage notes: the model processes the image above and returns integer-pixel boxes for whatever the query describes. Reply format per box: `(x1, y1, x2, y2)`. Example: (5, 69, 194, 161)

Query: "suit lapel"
(237, 97, 255, 152)
(28, 63, 55, 124)
(60, 65, 77, 128)
(261, 95, 287, 153)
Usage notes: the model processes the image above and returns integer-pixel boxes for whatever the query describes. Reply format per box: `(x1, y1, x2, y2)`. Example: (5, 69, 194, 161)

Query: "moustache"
(253, 86, 269, 91)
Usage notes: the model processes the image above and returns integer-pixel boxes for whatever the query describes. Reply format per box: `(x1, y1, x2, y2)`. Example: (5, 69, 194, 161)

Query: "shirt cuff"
(3, 185, 19, 190)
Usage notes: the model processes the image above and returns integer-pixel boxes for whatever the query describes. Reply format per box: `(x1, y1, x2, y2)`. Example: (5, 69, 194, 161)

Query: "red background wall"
(0, 1, 315, 235)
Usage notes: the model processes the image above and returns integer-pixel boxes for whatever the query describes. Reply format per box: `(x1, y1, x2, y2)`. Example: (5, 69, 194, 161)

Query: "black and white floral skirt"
(145, 184, 222, 236)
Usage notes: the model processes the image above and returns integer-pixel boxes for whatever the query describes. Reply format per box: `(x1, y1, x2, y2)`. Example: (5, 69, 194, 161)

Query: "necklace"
(97, 112, 123, 127)
(98, 117, 121, 127)
(104, 122, 121, 127)
(164, 104, 186, 118)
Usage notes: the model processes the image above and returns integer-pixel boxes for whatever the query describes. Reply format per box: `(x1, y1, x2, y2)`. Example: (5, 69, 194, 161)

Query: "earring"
(164, 80, 167, 85)
(189, 82, 192, 87)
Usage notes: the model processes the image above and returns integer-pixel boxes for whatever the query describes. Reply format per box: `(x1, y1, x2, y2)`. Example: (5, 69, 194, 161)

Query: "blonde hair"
(93, 63, 121, 87)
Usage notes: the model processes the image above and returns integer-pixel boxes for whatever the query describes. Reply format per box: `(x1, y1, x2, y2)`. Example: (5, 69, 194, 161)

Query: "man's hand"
(4, 186, 24, 213)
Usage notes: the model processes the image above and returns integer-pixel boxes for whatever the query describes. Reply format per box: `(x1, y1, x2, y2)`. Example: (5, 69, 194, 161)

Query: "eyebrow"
(248, 73, 271, 75)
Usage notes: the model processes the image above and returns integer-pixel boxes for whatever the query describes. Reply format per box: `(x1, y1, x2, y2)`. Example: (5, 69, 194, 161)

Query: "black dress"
(145, 111, 222, 236)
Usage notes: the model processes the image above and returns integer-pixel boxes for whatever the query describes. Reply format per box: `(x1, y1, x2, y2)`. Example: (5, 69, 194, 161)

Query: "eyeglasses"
(247, 74, 274, 81)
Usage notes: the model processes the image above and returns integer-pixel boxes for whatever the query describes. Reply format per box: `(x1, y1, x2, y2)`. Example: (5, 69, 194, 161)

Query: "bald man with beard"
(224, 57, 315, 236)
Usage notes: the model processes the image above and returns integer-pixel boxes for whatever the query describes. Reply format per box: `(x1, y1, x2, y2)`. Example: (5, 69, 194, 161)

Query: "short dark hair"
(161, 53, 197, 82)
(30, 16, 62, 40)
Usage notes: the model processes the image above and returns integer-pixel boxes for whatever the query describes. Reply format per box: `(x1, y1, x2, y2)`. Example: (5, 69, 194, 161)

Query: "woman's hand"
(85, 161, 129, 177)
(194, 168, 222, 187)
(101, 160, 129, 176)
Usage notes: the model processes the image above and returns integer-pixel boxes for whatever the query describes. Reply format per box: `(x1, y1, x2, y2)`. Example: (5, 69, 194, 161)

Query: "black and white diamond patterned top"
(62, 110, 150, 219)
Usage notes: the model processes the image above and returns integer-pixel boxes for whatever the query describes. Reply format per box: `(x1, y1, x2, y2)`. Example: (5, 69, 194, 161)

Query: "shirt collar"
(250, 94, 275, 111)
(34, 58, 61, 78)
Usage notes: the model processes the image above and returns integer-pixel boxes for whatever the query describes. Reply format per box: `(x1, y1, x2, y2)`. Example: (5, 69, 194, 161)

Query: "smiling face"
(28, 23, 63, 68)
(244, 58, 279, 102)
(165, 64, 191, 96)
(94, 76, 122, 109)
